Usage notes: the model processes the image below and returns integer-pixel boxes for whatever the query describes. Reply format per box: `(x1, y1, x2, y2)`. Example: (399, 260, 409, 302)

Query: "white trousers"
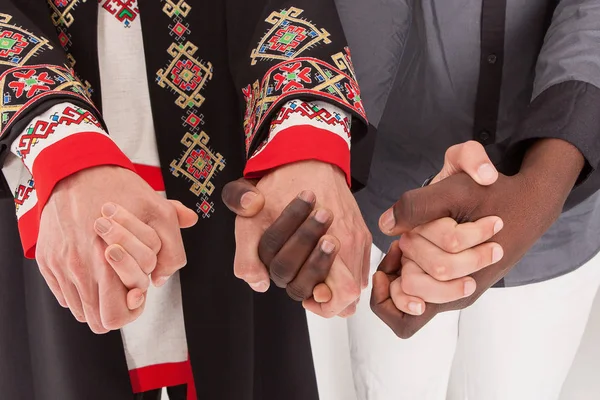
(345, 245, 600, 400)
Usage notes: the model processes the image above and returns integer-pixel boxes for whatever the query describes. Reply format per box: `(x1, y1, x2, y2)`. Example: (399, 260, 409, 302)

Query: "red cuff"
(243, 125, 351, 186)
(20, 132, 135, 258)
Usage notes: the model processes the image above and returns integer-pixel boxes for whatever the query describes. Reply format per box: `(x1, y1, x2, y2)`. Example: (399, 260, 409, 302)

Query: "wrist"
(518, 138, 584, 202)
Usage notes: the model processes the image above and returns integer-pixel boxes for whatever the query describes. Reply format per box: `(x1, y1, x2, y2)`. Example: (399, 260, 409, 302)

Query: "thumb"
(221, 178, 266, 218)
(169, 200, 199, 228)
(432, 141, 498, 186)
(379, 173, 477, 236)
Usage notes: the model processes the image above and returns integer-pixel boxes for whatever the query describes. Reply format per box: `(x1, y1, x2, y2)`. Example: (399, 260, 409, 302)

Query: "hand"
(94, 200, 197, 311)
(36, 166, 198, 334)
(222, 160, 372, 318)
(374, 141, 505, 317)
(222, 179, 337, 304)
(372, 139, 584, 338)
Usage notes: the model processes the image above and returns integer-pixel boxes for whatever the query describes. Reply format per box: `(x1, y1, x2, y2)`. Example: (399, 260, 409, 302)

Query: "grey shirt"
(336, 0, 600, 286)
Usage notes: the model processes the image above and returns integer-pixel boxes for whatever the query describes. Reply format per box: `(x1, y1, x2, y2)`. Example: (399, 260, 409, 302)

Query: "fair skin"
(375, 141, 503, 316)
(36, 165, 197, 334)
(221, 142, 504, 318)
(230, 160, 371, 318)
(38, 160, 370, 332)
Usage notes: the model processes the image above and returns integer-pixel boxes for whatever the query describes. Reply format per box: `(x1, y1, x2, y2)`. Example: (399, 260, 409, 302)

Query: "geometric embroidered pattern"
(271, 99, 351, 139)
(156, 42, 213, 109)
(169, 131, 226, 198)
(13, 105, 102, 161)
(100, 0, 140, 28)
(0, 65, 96, 137)
(0, 14, 53, 67)
(158, 1, 225, 214)
(14, 178, 35, 213)
(161, 0, 192, 18)
(47, 0, 88, 29)
(243, 47, 365, 154)
(251, 7, 331, 66)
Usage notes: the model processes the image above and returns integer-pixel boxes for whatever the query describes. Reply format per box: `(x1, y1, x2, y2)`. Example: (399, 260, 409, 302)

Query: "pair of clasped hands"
(36, 140, 561, 337)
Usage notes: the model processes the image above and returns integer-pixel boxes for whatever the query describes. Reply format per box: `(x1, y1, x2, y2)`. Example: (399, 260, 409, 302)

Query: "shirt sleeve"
(226, 0, 372, 190)
(0, 2, 136, 258)
(244, 100, 352, 185)
(505, 0, 600, 186)
(2, 102, 133, 258)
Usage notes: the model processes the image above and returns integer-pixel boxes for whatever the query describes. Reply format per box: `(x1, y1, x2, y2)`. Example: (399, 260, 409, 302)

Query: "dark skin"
(223, 138, 585, 336)
(222, 179, 337, 303)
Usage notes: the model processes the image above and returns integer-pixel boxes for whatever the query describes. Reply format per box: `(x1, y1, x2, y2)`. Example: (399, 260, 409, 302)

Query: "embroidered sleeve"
(244, 99, 352, 185)
(227, 2, 371, 188)
(1, 102, 134, 258)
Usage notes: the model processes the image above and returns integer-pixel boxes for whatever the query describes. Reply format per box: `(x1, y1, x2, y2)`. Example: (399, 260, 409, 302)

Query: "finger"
(144, 202, 188, 286)
(102, 203, 162, 254)
(303, 256, 359, 317)
(54, 274, 86, 323)
(313, 283, 332, 303)
(98, 263, 144, 331)
(126, 288, 146, 311)
(338, 302, 357, 318)
(412, 216, 504, 254)
(432, 141, 498, 186)
(286, 235, 339, 301)
(361, 237, 372, 289)
(38, 266, 67, 308)
(221, 178, 265, 217)
(400, 259, 477, 304)
(370, 271, 410, 337)
(389, 276, 426, 316)
(169, 200, 199, 228)
(377, 240, 403, 275)
(399, 232, 504, 281)
(95, 216, 158, 275)
(269, 208, 333, 288)
(258, 191, 316, 267)
(379, 173, 477, 236)
(104, 244, 151, 291)
(234, 217, 271, 292)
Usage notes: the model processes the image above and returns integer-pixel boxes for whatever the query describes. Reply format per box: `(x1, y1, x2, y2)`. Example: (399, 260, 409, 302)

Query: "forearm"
(519, 138, 585, 206)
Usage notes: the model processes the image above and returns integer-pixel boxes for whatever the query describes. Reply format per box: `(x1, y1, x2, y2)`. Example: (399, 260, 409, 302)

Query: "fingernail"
(321, 240, 336, 254)
(464, 280, 476, 297)
(477, 163, 496, 182)
(240, 192, 257, 209)
(493, 219, 504, 235)
(94, 218, 112, 235)
(135, 293, 145, 307)
(408, 302, 423, 315)
(298, 190, 316, 204)
(314, 209, 330, 224)
(155, 276, 169, 287)
(108, 246, 124, 262)
(102, 203, 117, 218)
(492, 246, 504, 264)
(249, 281, 269, 292)
(380, 209, 395, 232)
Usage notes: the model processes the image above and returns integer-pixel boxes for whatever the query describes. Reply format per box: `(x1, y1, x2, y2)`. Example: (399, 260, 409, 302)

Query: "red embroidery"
(8, 70, 54, 98)
(100, 0, 139, 27)
(273, 62, 312, 92)
(14, 105, 102, 161)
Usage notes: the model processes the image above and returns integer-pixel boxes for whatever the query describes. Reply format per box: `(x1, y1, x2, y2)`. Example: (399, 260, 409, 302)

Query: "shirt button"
(487, 54, 498, 64)
(478, 130, 491, 142)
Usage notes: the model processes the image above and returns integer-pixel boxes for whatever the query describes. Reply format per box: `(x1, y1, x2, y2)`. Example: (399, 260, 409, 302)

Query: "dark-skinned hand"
(371, 138, 585, 338)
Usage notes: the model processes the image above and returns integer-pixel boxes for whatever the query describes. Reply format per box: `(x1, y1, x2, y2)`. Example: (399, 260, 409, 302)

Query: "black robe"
(0, 1, 373, 399)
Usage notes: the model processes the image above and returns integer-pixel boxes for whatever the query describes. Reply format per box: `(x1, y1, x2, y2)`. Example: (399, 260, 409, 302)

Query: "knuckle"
(441, 232, 460, 253)
(259, 230, 284, 253)
(286, 283, 309, 302)
(463, 140, 484, 155)
(295, 226, 319, 245)
(102, 314, 129, 331)
(139, 251, 158, 274)
(147, 234, 162, 254)
(269, 259, 291, 286)
(401, 275, 418, 296)
(431, 264, 449, 281)
(234, 264, 264, 283)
